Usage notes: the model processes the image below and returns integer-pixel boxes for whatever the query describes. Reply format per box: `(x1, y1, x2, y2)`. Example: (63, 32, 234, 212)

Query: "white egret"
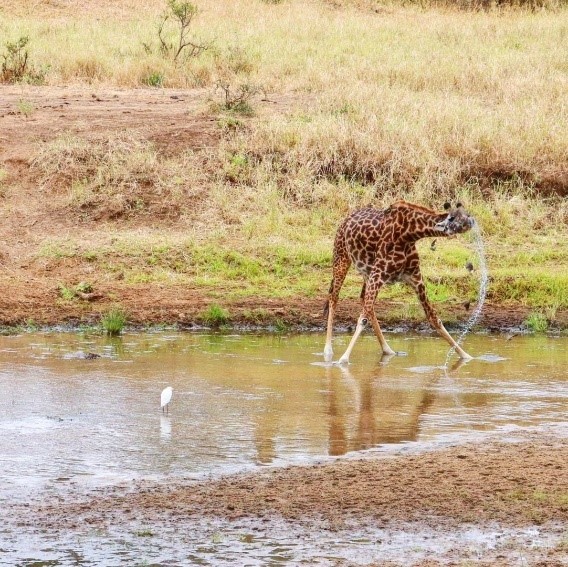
(160, 386, 173, 414)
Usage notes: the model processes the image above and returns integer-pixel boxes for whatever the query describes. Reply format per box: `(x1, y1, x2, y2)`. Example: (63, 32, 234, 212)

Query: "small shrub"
(201, 303, 230, 327)
(158, 0, 211, 63)
(211, 46, 259, 114)
(524, 312, 548, 333)
(17, 99, 35, 117)
(1, 36, 45, 84)
(146, 71, 165, 87)
(101, 307, 128, 335)
(214, 81, 261, 114)
(1, 36, 30, 83)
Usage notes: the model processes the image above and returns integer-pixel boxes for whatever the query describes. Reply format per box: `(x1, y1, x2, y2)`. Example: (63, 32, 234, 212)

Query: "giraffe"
(323, 200, 475, 364)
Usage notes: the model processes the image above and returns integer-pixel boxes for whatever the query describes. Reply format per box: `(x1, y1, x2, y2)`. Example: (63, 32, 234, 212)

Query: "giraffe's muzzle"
(435, 204, 474, 235)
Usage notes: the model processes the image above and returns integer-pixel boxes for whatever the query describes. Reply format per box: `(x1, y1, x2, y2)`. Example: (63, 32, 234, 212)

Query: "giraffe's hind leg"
(323, 255, 351, 362)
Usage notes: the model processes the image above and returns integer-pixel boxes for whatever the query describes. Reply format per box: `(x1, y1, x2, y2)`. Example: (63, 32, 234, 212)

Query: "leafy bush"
(214, 81, 261, 114)
(1, 36, 45, 84)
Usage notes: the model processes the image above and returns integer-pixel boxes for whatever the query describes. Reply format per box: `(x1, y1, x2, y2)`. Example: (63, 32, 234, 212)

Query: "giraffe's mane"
(390, 200, 440, 215)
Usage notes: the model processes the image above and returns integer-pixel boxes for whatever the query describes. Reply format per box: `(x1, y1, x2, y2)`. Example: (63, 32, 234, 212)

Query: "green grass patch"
(101, 307, 128, 335)
(201, 303, 230, 327)
(33, 220, 568, 321)
(524, 312, 549, 333)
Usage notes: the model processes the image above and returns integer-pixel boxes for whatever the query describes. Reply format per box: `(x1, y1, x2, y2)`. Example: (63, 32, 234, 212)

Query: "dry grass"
(5, 0, 560, 202)
(31, 133, 209, 220)
(2, 0, 568, 316)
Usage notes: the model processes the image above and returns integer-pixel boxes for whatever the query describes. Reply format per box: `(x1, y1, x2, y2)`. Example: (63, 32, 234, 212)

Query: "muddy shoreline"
(5, 433, 568, 566)
(1, 282, 565, 334)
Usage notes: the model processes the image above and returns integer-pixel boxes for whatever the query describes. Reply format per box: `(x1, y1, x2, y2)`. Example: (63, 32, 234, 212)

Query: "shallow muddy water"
(1, 331, 567, 565)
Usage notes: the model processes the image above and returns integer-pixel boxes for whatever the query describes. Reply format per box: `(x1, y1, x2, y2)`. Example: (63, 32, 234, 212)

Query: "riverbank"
(5, 432, 568, 565)
(1, 85, 567, 334)
(2, 277, 568, 334)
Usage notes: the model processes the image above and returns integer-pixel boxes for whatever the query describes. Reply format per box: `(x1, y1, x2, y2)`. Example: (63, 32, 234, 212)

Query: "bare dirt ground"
(2, 86, 567, 565)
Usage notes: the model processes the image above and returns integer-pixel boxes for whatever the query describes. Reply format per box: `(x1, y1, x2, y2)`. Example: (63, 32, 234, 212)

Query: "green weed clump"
(101, 307, 128, 335)
(524, 312, 549, 333)
(58, 282, 94, 301)
(201, 303, 230, 327)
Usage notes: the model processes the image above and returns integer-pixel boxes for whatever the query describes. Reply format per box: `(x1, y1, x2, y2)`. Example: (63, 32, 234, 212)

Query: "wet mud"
(4, 434, 568, 565)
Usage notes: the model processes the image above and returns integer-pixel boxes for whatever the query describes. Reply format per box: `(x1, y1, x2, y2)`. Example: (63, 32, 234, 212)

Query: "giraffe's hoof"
(459, 352, 474, 361)
(323, 347, 334, 362)
(336, 357, 350, 366)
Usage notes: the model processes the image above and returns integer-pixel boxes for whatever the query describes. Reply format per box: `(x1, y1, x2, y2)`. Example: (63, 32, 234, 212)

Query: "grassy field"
(1, 0, 568, 328)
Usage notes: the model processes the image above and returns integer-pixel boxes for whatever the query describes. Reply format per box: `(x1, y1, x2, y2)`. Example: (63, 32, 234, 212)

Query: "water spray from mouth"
(444, 220, 489, 367)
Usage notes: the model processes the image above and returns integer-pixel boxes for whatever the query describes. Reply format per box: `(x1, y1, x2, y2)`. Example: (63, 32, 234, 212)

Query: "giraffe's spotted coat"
(324, 200, 474, 362)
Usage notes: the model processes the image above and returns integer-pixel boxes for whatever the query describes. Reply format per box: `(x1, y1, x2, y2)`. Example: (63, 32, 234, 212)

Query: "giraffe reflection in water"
(250, 356, 476, 465)
(326, 356, 468, 456)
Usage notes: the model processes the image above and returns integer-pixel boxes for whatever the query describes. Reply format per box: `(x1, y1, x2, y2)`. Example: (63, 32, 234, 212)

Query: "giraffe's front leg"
(337, 313, 368, 365)
(405, 272, 472, 360)
(337, 272, 394, 364)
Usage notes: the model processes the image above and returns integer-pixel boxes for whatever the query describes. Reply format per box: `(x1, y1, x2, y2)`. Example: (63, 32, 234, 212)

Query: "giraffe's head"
(434, 202, 474, 235)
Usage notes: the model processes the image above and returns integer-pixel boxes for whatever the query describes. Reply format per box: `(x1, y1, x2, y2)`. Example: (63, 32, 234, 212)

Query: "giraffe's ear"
(444, 202, 451, 210)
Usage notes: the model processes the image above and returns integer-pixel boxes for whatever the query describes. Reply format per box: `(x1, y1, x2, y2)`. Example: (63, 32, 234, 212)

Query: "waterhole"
(1, 331, 567, 565)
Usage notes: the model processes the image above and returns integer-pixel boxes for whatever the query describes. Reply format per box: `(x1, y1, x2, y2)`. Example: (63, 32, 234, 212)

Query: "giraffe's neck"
(393, 206, 447, 243)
